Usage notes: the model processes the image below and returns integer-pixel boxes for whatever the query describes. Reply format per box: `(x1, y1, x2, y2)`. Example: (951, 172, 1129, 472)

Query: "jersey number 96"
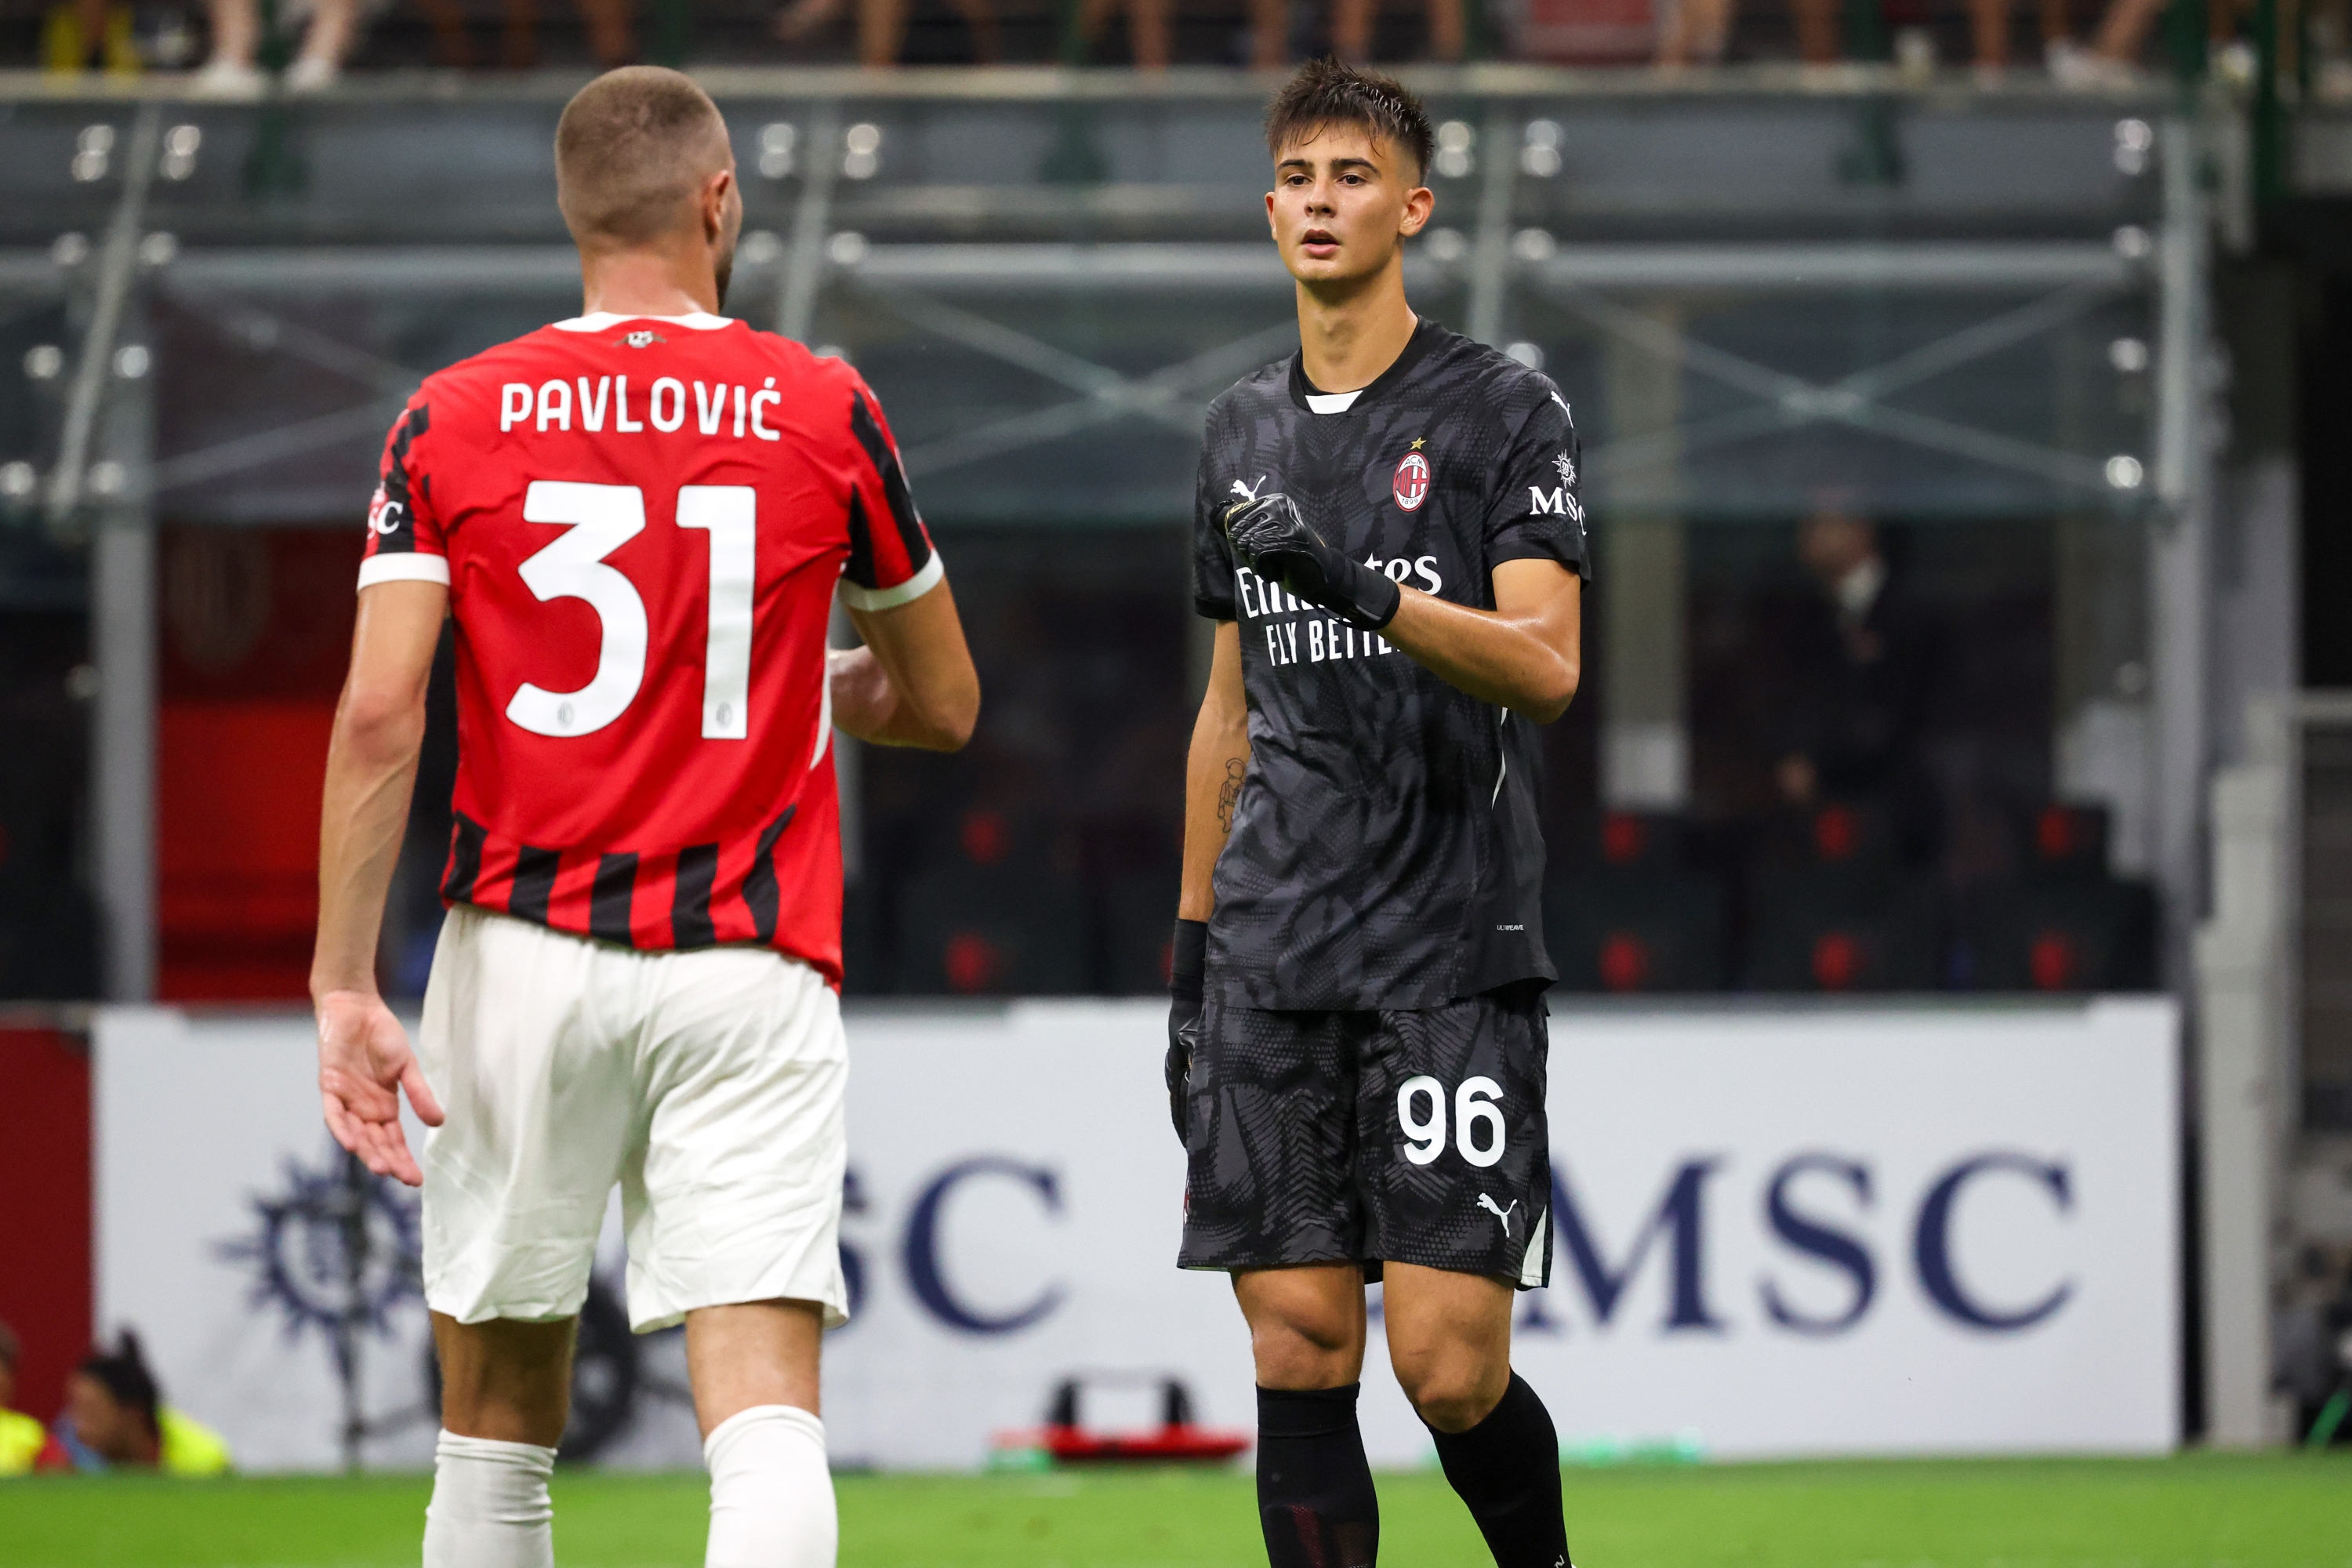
(1396, 1074, 1506, 1168)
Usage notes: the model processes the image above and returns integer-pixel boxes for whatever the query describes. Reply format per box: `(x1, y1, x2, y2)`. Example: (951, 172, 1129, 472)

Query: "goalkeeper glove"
(1167, 917, 1207, 1145)
(1225, 492, 1402, 632)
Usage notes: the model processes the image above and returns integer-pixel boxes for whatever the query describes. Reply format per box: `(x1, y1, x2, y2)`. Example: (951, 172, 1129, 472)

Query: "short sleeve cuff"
(1195, 595, 1237, 621)
(358, 553, 450, 590)
(1490, 539, 1591, 579)
(839, 550, 945, 612)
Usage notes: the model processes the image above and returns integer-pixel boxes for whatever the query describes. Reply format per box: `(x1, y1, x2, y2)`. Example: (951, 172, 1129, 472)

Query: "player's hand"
(315, 989, 445, 1188)
(1167, 1000, 1201, 1143)
(1167, 917, 1208, 1145)
(1225, 492, 1401, 632)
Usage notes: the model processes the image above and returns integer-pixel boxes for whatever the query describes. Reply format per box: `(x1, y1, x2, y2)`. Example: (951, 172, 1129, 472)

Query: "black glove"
(1167, 917, 1207, 1145)
(1225, 492, 1401, 632)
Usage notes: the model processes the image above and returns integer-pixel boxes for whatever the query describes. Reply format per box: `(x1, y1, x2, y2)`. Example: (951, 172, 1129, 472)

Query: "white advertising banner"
(96, 996, 2177, 1472)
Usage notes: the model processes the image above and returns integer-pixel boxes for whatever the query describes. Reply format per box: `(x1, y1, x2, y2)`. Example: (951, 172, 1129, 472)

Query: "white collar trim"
(552, 311, 735, 332)
(1305, 389, 1363, 414)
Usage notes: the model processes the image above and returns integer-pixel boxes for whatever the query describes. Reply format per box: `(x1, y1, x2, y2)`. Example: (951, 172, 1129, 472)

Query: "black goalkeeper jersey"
(1192, 318, 1591, 1011)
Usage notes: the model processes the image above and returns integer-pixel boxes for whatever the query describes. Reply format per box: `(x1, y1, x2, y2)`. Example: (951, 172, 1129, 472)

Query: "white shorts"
(417, 905, 850, 1332)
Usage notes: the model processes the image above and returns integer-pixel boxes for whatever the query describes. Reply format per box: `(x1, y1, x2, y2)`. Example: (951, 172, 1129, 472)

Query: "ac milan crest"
(1392, 452, 1430, 511)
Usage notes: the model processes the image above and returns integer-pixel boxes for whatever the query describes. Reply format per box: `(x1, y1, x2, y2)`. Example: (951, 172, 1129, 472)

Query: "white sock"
(423, 1430, 557, 1568)
(704, 1404, 837, 1568)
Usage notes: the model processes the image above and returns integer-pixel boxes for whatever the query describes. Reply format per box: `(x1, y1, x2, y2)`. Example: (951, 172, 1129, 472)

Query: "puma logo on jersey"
(1478, 1194, 1519, 1236)
(1230, 476, 1267, 503)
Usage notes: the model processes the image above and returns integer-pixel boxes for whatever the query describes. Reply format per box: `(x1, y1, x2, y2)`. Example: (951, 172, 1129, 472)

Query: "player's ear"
(1399, 181, 1434, 238)
(702, 168, 735, 245)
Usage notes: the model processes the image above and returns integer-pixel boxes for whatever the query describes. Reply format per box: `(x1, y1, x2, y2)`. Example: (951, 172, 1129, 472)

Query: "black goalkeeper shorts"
(1176, 989, 1553, 1288)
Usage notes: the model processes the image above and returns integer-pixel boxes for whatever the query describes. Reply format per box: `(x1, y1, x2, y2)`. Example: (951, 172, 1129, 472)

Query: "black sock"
(1427, 1373, 1571, 1568)
(1256, 1383, 1379, 1568)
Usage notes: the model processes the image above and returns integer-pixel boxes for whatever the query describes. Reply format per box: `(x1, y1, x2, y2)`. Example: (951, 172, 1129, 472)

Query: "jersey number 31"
(507, 480, 753, 742)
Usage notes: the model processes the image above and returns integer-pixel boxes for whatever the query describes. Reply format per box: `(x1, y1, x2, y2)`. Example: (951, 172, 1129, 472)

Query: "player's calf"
(1381, 1269, 1570, 1566)
(704, 1404, 836, 1568)
(1423, 1374, 1572, 1568)
(1256, 1383, 1379, 1568)
(423, 1430, 557, 1568)
(1233, 1268, 1378, 1568)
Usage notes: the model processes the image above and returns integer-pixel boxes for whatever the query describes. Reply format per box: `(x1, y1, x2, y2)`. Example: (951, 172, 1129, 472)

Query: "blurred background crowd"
(10, 0, 2349, 87)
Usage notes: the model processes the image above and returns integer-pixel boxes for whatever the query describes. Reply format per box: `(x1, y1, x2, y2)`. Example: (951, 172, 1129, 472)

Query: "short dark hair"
(1264, 57, 1434, 183)
(79, 1330, 161, 1439)
(556, 66, 731, 249)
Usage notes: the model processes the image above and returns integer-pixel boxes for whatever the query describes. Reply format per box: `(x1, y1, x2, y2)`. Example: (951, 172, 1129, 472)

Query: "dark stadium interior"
(0, 65, 2306, 1005)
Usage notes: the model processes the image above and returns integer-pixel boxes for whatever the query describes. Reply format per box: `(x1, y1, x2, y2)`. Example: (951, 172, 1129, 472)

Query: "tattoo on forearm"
(1217, 757, 1246, 836)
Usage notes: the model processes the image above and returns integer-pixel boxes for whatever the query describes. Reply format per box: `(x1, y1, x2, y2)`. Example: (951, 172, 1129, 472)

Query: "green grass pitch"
(10, 1454, 2350, 1567)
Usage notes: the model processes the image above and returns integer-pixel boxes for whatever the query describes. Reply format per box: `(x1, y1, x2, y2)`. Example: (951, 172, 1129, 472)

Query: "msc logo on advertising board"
(1519, 1150, 2076, 1340)
(840, 1146, 2076, 1341)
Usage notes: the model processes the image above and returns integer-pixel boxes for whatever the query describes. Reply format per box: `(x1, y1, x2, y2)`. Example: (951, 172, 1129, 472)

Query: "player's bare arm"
(829, 580, 981, 751)
(1380, 560, 1581, 720)
(311, 578, 449, 1187)
(1167, 619, 1247, 1140)
(1178, 619, 1249, 922)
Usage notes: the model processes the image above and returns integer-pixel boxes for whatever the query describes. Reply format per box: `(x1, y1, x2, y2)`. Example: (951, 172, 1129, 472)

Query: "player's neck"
(1294, 263, 1417, 394)
(579, 247, 723, 321)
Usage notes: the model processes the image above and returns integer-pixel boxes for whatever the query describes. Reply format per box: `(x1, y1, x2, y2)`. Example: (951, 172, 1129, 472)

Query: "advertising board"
(95, 996, 2177, 1471)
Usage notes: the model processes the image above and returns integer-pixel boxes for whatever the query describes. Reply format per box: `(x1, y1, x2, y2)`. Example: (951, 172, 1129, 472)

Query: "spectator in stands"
(484, 0, 641, 68)
(1334, 0, 1464, 60)
(193, 0, 361, 93)
(1657, 0, 1735, 67)
(49, 1331, 231, 1476)
(1967, 0, 2077, 78)
(2042, 0, 2176, 85)
(1680, 0, 2148, 80)
(40, 0, 141, 74)
(0, 1320, 67, 1475)
(1657, 0, 1841, 67)
(1073, 0, 1282, 67)
(775, 0, 1001, 65)
(1768, 504, 1942, 862)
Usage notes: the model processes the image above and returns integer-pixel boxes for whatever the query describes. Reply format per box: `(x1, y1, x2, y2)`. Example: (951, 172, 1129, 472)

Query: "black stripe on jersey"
(444, 811, 487, 903)
(844, 490, 877, 594)
(742, 805, 799, 943)
(672, 844, 720, 948)
(508, 846, 561, 925)
(590, 854, 637, 946)
(847, 391, 931, 583)
(375, 404, 430, 555)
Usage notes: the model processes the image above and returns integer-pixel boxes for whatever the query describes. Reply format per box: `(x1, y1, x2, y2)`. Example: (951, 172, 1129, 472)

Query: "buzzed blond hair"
(555, 67, 731, 249)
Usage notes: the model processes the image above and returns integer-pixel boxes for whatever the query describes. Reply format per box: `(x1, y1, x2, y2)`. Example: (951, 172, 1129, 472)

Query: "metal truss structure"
(0, 71, 2225, 999)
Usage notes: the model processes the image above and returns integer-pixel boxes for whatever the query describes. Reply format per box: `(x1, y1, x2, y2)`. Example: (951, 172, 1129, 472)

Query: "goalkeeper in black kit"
(1165, 58, 1590, 1568)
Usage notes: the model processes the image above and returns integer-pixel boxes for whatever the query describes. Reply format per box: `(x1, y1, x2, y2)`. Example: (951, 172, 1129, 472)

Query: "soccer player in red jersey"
(310, 68, 978, 1568)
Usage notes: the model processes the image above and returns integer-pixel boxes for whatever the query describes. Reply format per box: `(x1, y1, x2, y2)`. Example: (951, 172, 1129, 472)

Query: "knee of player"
(1394, 1355, 1505, 1435)
(1250, 1307, 1361, 1377)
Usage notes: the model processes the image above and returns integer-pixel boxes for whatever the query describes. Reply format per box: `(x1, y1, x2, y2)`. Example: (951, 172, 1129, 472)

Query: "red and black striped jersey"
(358, 310, 939, 987)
